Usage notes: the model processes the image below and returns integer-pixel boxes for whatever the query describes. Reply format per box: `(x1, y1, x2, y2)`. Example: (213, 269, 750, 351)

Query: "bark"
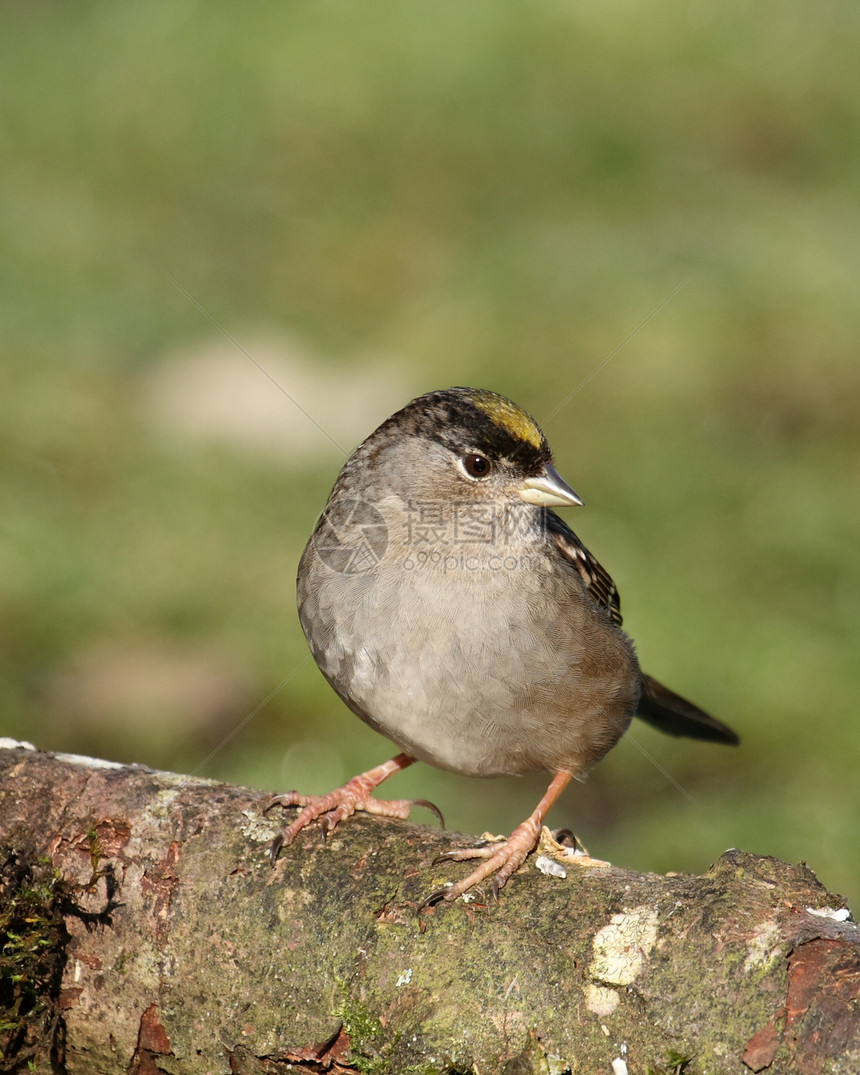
(0, 740, 857, 1075)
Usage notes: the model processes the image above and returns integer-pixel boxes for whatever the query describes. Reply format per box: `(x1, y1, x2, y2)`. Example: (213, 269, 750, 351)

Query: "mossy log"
(0, 741, 857, 1075)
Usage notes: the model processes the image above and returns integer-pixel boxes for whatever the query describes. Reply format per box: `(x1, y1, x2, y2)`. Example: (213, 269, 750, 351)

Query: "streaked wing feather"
(547, 513, 623, 626)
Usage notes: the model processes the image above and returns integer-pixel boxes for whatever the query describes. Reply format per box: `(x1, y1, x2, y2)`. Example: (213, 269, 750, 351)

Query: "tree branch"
(1, 741, 857, 1074)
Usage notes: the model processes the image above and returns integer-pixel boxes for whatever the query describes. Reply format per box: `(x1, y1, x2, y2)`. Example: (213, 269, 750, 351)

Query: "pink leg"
(266, 753, 442, 860)
(424, 770, 574, 905)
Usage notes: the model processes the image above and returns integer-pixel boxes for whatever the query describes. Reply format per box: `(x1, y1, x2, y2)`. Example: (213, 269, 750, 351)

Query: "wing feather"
(546, 513, 623, 626)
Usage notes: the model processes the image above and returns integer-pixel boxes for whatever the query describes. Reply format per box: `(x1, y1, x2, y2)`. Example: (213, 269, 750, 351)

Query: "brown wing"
(546, 513, 623, 626)
(544, 515, 739, 745)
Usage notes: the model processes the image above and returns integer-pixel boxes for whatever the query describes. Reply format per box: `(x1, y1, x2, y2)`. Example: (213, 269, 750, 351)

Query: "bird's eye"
(462, 453, 491, 478)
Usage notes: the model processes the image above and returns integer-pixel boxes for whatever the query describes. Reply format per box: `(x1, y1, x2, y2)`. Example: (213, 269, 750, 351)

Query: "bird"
(269, 387, 739, 904)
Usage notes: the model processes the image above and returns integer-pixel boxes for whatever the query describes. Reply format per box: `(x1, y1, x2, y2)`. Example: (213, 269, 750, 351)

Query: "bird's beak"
(516, 464, 584, 508)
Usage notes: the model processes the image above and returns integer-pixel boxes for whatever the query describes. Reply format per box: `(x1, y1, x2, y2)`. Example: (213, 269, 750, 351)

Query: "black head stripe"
(386, 387, 550, 466)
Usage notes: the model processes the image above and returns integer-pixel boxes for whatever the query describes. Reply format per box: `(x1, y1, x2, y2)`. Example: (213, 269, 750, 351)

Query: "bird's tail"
(635, 673, 739, 744)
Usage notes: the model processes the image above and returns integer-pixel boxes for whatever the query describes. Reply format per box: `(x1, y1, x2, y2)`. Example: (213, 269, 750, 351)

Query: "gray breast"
(298, 533, 639, 779)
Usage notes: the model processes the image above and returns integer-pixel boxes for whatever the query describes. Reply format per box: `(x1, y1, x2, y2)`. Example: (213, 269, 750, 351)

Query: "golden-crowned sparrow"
(272, 387, 738, 903)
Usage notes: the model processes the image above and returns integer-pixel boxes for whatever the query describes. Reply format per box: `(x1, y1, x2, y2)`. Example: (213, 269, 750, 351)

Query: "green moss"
(113, 950, 131, 976)
(86, 825, 103, 877)
(0, 842, 72, 1070)
(335, 980, 390, 1075)
(646, 1050, 695, 1075)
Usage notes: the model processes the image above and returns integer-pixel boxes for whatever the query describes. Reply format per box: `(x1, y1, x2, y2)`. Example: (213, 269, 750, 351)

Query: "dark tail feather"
(635, 673, 739, 745)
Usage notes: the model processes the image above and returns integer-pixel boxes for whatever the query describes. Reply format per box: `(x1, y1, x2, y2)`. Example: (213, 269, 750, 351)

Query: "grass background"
(2, 1, 858, 908)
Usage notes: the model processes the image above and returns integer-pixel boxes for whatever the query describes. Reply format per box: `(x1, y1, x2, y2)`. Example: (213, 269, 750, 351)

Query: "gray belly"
(298, 545, 640, 778)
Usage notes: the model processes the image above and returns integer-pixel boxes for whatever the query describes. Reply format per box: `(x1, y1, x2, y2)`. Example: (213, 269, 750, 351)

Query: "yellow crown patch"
(469, 390, 545, 450)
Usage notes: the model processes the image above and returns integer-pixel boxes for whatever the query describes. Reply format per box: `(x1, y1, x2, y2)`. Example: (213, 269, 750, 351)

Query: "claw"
(418, 884, 453, 912)
(410, 799, 445, 827)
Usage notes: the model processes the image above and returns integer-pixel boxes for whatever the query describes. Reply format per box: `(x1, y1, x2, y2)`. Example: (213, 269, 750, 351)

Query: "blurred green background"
(2, 2, 858, 909)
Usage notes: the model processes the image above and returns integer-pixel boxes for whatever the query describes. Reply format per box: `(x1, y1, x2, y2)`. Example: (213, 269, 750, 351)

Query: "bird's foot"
(423, 815, 543, 907)
(422, 823, 609, 908)
(264, 754, 442, 861)
(419, 771, 600, 908)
